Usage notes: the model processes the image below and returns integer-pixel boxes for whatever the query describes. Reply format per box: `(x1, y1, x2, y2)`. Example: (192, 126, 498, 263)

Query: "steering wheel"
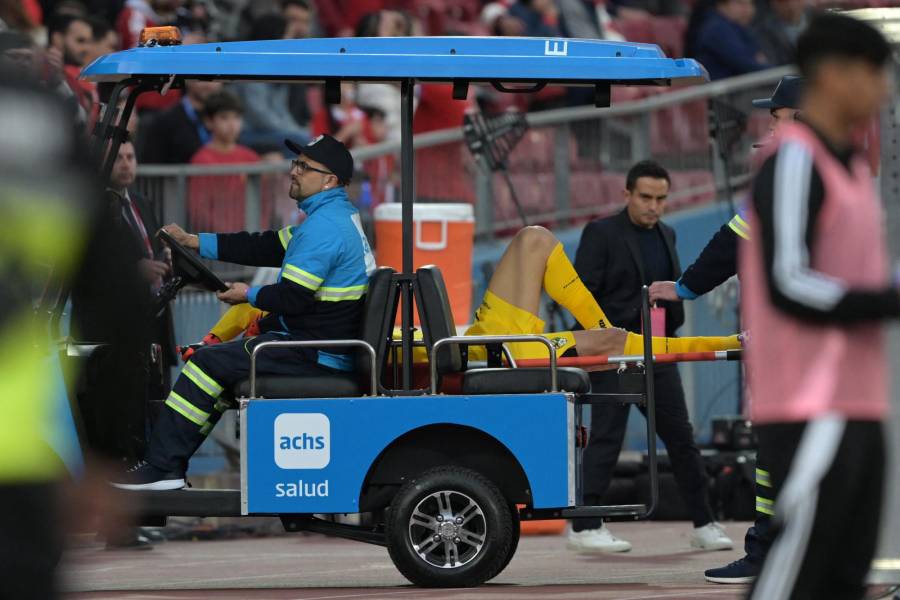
(158, 229, 229, 293)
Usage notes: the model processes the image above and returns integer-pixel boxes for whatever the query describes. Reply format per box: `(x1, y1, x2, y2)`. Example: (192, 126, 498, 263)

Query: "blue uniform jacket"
(199, 187, 375, 370)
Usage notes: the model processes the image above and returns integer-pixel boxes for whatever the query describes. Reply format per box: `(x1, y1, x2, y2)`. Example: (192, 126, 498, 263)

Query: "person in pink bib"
(741, 13, 896, 600)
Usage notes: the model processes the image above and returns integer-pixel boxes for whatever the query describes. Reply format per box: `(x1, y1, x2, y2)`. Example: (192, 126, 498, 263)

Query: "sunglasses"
(291, 159, 333, 177)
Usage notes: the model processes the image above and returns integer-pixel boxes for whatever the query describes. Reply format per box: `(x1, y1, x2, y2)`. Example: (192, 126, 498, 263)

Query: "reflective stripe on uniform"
(183, 362, 224, 398)
(728, 214, 751, 240)
(756, 496, 775, 516)
(199, 421, 214, 436)
(278, 226, 293, 250)
(282, 264, 324, 291)
(315, 284, 367, 301)
(756, 468, 772, 488)
(213, 399, 231, 413)
(165, 391, 210, 426)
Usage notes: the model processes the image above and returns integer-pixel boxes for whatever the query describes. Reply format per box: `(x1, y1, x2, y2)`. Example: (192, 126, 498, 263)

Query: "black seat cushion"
(234, 374, 360, 399)
(462, 367, 590, 395)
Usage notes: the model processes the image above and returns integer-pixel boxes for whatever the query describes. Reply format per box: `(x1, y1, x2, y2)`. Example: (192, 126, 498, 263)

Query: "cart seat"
(232, 267, 396, 399)
(233, 374, 360, 398)
(416, 266, 590, 395)
(461, 367, 590, 395)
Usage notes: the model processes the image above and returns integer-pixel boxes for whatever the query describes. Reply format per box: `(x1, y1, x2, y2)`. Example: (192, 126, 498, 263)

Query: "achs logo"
(274, 413, 330, 469)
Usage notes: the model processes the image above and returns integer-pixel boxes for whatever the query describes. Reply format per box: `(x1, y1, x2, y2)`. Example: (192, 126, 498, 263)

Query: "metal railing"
(136, 66, 791, 278)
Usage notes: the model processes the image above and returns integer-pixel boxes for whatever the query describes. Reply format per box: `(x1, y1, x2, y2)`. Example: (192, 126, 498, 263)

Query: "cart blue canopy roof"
(81, 36, 708, 85)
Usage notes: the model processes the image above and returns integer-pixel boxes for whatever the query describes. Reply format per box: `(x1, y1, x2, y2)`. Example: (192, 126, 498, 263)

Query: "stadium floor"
(63, 520, 751, 599)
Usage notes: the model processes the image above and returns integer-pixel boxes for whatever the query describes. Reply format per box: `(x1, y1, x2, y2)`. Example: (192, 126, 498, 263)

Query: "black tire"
(484, 504, 520, 582)
(386, 466, 513, 588)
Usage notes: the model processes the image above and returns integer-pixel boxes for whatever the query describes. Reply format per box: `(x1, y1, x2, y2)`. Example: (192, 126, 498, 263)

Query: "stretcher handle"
(430, 335, 557, 394)
(249, 339, 378, 398)
(515, 349, 743, 368)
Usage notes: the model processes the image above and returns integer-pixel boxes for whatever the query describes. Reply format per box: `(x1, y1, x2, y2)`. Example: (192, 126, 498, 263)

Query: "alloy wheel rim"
(408, 489, 487, 569)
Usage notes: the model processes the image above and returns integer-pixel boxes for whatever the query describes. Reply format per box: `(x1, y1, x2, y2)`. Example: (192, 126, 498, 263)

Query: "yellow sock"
(623, 333, 742, 355)
(543, 243, 612, 329)
(209, 304, 265, 341)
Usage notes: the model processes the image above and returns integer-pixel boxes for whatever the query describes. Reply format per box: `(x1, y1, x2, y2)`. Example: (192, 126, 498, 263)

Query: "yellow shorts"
(464, 291, 576, 361)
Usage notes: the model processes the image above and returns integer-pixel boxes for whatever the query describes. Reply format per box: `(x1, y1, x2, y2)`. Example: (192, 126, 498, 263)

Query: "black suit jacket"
(574, 209, 684, 336)
(124, 190, 178, 365)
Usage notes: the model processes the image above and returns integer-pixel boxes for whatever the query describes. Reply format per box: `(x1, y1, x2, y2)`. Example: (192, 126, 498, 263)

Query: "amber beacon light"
(138, 26, 182, 47)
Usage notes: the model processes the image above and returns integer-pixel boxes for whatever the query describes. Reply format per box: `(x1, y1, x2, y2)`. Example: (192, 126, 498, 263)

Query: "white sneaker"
(690, 522, 733, 551)
(566, 524, 632, 554)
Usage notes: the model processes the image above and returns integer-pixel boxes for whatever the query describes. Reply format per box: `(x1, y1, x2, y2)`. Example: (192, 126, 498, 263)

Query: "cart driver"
(188, 225, 742, 369)
(113, 134, 376, 490)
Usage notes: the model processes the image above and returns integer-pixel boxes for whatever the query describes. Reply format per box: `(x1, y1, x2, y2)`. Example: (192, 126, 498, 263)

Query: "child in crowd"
(188, 90, 261, 232)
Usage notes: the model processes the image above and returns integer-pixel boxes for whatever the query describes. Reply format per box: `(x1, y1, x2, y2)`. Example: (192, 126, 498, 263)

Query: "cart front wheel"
(386, 466, 514, 587)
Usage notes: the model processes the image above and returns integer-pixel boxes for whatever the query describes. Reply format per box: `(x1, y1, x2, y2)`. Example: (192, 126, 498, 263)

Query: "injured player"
(184, 226, 741, 364)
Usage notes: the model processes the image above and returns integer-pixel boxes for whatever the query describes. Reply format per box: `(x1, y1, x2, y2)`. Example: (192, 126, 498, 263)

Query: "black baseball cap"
(284, 134, 354, 185)
(752, 76, 805, 110)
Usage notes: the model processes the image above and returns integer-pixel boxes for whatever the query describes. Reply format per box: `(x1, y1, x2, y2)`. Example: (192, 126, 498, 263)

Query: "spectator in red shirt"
(47, 12, 91, 71)
(47, 13, 95, 118)
(72, 16, 118, 127)
(188, 90, 261, 233)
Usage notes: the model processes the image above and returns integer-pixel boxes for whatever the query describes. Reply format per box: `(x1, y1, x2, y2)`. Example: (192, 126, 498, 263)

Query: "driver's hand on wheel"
(161, 223, 199, 250)
(648, 280, 679, 304)
(217, 282, 250, 305)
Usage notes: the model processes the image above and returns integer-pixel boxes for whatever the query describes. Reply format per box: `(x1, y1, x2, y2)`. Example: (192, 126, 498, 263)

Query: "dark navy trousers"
(145, 332, 331, 473)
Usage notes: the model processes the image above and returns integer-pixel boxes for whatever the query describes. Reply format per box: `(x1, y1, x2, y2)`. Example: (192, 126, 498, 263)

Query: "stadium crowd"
(0, 0, 866, 166)
(0, 0, 870, 231)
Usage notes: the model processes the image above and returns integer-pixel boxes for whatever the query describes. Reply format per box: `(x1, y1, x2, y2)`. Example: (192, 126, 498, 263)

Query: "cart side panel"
(244, 393, 573, 514)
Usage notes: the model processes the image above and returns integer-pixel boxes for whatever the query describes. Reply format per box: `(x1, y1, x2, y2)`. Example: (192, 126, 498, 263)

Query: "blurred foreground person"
(742, 14, 896, 600)
(0, 69, 150, 594)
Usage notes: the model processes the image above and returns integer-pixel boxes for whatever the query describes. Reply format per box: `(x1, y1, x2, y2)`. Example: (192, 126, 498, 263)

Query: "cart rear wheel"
(485, 504, 520, 581)
(386, 466, 513, 587)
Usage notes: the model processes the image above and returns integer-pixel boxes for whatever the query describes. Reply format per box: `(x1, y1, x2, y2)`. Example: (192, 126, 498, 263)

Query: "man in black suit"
(568, 160, 733, 554)
(138, 79, 222, 164)
(82, 135, 176, 549)
(109, 136, 178, 400)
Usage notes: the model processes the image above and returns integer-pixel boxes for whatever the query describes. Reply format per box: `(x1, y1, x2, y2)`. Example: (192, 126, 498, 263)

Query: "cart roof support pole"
(400, 78, 415, 391)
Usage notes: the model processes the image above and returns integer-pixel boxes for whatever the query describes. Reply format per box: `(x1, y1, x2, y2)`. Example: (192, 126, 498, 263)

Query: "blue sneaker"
(704, 556, 760, 584)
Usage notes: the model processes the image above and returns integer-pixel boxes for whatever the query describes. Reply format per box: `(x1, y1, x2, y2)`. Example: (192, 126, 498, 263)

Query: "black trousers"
(0, 483, 61, 600)
(749, 419, 885, 600)
(145, 332, 337, 473)
(77, 344, 148, 464)
(575, 364, 714, 530)
(744, 440, 777, 564)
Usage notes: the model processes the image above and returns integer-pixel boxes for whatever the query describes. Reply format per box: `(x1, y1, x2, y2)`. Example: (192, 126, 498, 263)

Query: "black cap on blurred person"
(752, 75, 805, 110)
(285, 134, 354, 185)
